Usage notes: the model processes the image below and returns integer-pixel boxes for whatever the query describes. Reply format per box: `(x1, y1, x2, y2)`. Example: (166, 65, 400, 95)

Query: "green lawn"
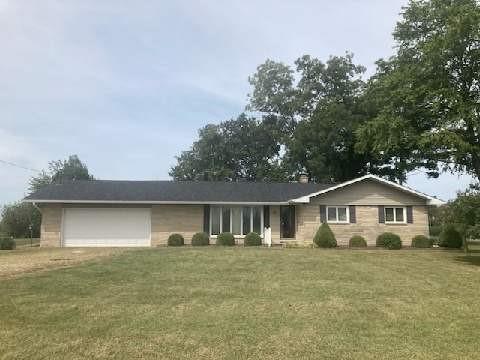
(1, 248, 479, 359)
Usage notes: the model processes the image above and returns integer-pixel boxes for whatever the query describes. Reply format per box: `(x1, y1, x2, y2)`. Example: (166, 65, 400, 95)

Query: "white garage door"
(63, 208, 151, 247)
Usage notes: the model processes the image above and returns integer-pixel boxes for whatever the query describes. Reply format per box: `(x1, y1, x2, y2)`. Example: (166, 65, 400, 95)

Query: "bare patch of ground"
(0, 248, 129, 279)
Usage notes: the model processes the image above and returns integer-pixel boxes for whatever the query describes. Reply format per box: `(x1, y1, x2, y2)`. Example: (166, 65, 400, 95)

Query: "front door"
(280, 205, 296, 239)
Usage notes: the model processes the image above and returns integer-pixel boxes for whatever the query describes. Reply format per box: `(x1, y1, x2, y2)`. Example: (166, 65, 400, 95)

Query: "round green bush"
(429, 225, 442, 237)
(376, 232, 402, 250)
(191, 232, 210, 246)
(411, 235, 433, 248)
(216, 232, 235, 246)
(244, 232, 262, 246)
(313, 223, 337, 248)
(0, 237, 16, 250)
(349, 235, 367, 248)
(167, 233, 184, 246)
(439, 224, 463, 248)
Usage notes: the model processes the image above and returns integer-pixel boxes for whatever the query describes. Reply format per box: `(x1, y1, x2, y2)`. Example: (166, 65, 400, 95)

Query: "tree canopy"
(1, 155, 94, 238)
(29, 155, 94, 193)
(169, 114, 286, 181)
(0, 202, 41, 238)
(172, 0, 480, 186)
(357, 0, 480, 181)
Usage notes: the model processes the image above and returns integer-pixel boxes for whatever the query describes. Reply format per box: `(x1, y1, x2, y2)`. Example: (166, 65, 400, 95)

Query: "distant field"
(1, 248, 479, 359)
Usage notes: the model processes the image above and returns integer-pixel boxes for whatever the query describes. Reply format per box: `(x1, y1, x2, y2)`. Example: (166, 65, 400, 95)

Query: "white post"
(264, 227, 272, 247)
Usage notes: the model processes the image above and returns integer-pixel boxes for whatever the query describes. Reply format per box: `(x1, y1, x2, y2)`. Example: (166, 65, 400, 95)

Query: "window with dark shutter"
(406, 206, 413, 223)
(203, 205, 210, 233)
(378, 205, 385, 223)
(319, 205, 326, 223)
(349, 205, 356, 223)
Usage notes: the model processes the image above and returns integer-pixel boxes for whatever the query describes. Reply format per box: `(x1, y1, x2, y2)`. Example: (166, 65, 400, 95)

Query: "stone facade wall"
(40, 204, 63, 247)
(296, 204, 429, 246)
(151, 205, 203, 246)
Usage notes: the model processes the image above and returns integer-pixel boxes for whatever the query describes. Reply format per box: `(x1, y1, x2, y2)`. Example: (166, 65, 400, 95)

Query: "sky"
(0, 0, 474, 206)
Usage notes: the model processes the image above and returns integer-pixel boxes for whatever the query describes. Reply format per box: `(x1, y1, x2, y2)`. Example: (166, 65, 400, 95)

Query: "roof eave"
(288, 174, 446, 206)
(23, 199, 291, 206)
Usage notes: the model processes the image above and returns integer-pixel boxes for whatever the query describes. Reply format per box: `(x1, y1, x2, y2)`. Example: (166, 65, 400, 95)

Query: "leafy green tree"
(439, 187, 480, 238)
(0, 202, 41, 238)
(29, 155, 94, 193)
(249, 53, 386, 182)
(357, 0, 480, 181)
(170, 114, 286, 181)
(247, 59, 297, 119)
(2, 155, 95, 239)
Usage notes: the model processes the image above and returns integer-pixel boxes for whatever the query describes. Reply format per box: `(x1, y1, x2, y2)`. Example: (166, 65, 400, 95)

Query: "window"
(222, 208, 231, 232)
(242, 207, 251, 235)
(232, 207, 241, 235)
(210, 206, 263, 236)
(253, 207, 262, 234)
(384, 207, 406, 223)
(211, 207, 221, 235)
(326, 206, 349, 223)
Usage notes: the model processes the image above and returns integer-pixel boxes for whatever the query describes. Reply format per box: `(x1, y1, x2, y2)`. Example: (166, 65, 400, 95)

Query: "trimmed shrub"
(439, 224, 463, 248)
(313, 223, 337, 248)
(216, 232, 235, 246)
(349, 235, 367, 248)
(376, 232, 402, 250)
(411, 235, 433, 248)
(0, 237, 16, 250)
(244, 232, 262, 246)
(429, 225, 442, 237)
(191, 232, 209, 246)
(167, 233, 184, 246)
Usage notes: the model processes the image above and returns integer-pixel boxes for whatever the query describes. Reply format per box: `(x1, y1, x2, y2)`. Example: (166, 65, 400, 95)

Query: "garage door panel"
(63, 208, 151, 247)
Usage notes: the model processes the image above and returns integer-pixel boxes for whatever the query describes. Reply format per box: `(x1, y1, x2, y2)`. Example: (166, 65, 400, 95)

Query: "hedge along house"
(23, 175, 444, 247)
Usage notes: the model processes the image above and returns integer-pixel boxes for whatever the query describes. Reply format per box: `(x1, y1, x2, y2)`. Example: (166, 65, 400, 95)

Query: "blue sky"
(0, 0, 473, 206)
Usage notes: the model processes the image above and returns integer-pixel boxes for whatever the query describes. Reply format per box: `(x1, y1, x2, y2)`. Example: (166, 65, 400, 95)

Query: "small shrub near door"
(313, 223, 337, 248)
(439, 225, 463, 248)
(377, 232, 402, 250)
(349, 235, 367, 248)
(244, 232, 262, 246)
(411, 235, 433, 248)
(167, 233, 184, 247)
(0, 237, 16, 250)
(216, 232, 235, 246)
(191, 232, 210, 246)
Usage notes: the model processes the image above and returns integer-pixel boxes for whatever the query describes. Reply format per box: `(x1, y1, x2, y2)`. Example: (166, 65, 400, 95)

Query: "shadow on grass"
(454, 255, 480, 266)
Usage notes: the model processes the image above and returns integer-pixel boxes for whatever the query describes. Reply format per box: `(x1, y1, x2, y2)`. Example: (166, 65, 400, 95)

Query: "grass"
(0, 248, 127, 279)
(1, 248, 479, 359)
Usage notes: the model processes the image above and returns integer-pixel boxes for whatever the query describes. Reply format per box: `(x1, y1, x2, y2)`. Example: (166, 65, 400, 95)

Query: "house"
(23, 174, 444, 247)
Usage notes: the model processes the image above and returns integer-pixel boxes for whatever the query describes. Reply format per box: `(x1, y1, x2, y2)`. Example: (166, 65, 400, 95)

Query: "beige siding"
(40, 204, 62, 247)
(311, 180, 426, 206)
(151, 205, 203, 246)
(294, 179, 430, 246)
(296, 204, 429, 246)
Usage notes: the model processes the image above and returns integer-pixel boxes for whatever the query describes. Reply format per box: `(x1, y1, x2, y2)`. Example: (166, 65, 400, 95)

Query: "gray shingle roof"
(24, 180, 334, 203)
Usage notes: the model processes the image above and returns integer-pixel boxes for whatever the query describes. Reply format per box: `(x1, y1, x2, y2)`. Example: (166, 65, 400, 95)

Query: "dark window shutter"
(349, 205, 356, 223)
(406, 206, 413, 223)
(378, 206, 385, 223)
(264, 205, 270, 228)
(320, 205, 326, 223)
(203, 205, 210, 233)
